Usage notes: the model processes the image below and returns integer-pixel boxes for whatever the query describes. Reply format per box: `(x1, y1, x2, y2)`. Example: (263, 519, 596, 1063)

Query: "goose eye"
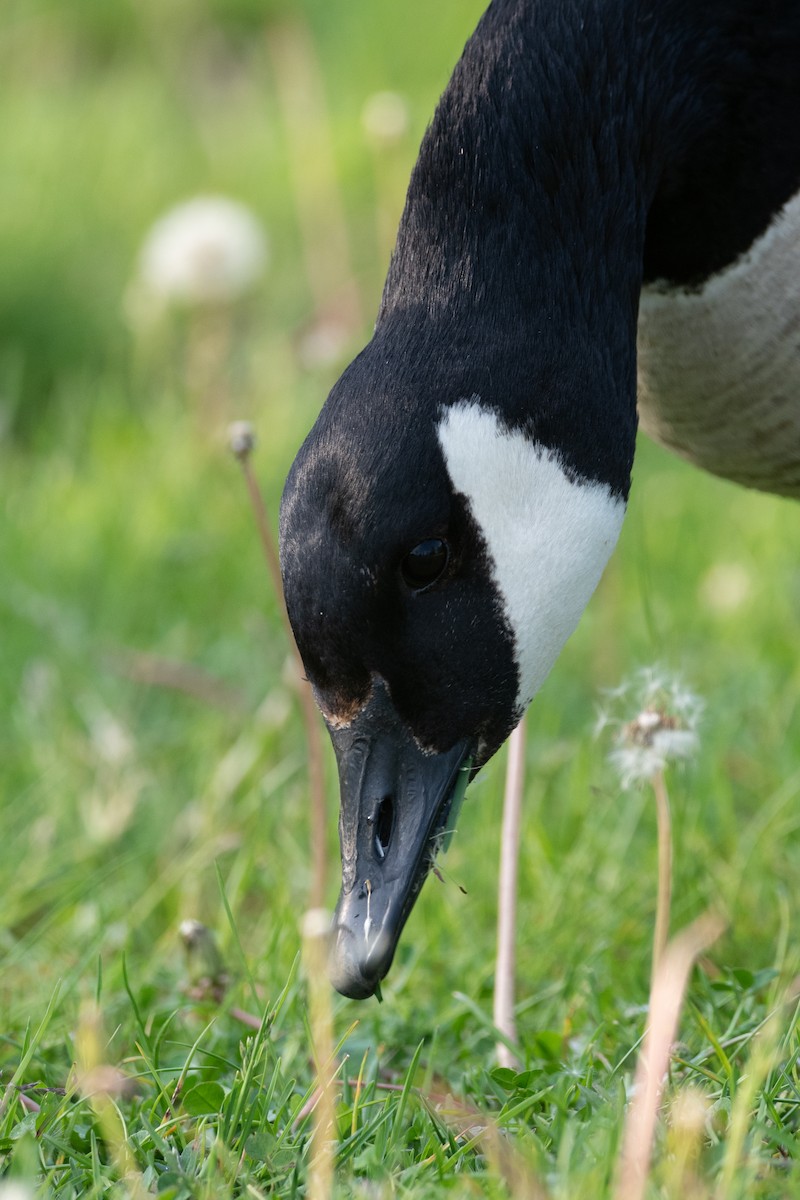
(401, 538, 449, 590)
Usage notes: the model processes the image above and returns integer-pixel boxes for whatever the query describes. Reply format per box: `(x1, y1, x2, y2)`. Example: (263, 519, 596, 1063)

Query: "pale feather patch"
(638, 187, 800, 497)
(437, 400, 625, 711)
(319, 687, 373, 731)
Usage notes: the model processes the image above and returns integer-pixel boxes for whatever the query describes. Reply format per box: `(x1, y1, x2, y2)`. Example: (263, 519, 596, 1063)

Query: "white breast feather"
(437, 400, 625, 711)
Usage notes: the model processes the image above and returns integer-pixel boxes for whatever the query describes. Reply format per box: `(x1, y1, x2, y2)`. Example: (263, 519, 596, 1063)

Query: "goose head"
(277, 0, 800, 999)
(280, 330, 628, 998)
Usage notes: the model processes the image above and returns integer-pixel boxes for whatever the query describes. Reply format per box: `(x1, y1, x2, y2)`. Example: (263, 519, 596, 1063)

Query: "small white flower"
(137, 195, 268, 307)
(227, 419, 257, 460)
(599, 668, 702, 787)
(179, 919, 227, 985)
(361, 91, 410, 147)
(179, 918, 206, 944)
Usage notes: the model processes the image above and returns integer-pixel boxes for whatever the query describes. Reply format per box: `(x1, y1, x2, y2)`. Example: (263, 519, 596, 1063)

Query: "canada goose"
(279, 0, 800, 999)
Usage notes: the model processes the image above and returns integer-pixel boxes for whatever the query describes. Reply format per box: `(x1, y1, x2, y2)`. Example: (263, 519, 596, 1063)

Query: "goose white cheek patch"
(437, 399, 625, 710)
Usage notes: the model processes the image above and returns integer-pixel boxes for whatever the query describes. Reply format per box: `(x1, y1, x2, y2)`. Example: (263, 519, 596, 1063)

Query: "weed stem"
(302, 909, 336, 1200)
(494, 715, 526, 1069)
(652, 769, 672, 985)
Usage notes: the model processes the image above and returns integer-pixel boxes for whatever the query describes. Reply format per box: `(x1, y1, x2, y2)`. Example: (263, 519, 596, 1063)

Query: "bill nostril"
(374, 796, 394, 860)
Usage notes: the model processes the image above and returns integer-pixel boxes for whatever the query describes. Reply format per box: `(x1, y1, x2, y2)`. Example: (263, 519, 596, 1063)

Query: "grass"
(3, 0, 800, 1196)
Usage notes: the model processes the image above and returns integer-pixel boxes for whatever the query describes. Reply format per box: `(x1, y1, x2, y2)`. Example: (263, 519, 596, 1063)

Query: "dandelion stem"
(651, 768, 672, 984)
(76, 1003, 148, 1200)
(302, 910, 336, 1200)
(235, 441, 327, 910)
(494, 715, 526, 1069)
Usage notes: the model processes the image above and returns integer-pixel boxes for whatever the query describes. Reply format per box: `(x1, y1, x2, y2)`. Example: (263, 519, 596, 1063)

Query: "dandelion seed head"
(600, 667, 702, 786)
(634, 708, 662, 734)
(228, 419, 257, 461)
(179, 919, 227, 992)
(652, 728, 699, 760)
(610, 744, 666, 789)
(137, 195, 268, 308)
(601, 679, 632, 701)
(593, 706, 613, 738)
(179, 918, 206, 946)
(669, 683, 704, 726)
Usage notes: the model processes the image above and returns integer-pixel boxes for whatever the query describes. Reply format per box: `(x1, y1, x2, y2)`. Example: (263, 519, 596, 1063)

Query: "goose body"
(638, 190, 800, 494)
(279, 0, 800, 998)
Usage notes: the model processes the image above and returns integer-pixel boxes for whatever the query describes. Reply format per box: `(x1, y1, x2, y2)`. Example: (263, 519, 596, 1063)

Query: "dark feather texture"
(279, 0, 800, 997)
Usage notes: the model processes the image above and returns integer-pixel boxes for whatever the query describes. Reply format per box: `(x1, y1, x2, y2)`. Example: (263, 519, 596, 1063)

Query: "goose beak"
(326, 681, 471, 999)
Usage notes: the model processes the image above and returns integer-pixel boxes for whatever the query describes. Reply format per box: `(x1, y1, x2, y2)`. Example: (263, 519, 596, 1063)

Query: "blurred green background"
(3, 0, 800, 1060)
(1, 0, 488, 440)
(2, 1, 800, 1194)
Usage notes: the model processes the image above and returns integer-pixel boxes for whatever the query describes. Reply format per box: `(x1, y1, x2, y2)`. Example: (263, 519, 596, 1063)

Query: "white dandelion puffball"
(598, 667, 702, 788)
(227, 419, 257, 460)
(138, 196, 268, 307)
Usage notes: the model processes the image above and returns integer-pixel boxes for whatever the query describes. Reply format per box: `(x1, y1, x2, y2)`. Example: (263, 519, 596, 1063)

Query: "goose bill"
(326, 683, 471, 999)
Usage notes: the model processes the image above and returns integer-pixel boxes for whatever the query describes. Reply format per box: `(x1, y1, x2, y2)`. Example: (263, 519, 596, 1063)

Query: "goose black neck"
(382, 0, 660, 332)
(374, 0, 797, 498)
